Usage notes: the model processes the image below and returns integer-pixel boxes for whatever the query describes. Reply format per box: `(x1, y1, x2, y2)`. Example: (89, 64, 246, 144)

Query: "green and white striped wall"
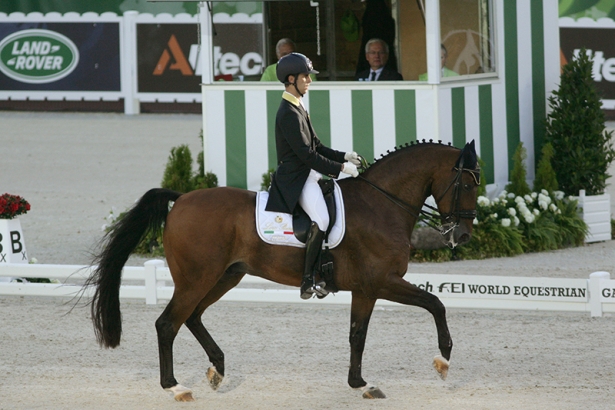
(201, 0, 560, 193)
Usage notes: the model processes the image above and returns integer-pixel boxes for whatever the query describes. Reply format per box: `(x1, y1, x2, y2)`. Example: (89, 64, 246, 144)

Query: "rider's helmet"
(276, 52, 319, 84)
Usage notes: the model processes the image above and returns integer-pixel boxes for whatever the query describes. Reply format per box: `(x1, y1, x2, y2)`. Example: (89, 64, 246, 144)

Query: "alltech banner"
(0, 22, 120, 91)
(560, 26, 615, 102)
(137, 21, 263, 93)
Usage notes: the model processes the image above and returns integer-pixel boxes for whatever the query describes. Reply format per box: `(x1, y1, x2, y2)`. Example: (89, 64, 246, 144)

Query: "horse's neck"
(366, 161, 432, 208)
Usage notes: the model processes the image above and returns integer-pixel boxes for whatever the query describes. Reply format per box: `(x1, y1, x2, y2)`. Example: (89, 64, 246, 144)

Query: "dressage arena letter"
(11, 231, 23, 254)
(0, 222, 28, 263)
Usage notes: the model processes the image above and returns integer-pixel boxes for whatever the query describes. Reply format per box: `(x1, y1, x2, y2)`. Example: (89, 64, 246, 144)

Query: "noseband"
(357, 155, 480, 237)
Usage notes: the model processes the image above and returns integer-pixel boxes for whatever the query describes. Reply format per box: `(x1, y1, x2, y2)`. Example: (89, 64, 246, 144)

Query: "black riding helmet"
(276, 52, 319, 85)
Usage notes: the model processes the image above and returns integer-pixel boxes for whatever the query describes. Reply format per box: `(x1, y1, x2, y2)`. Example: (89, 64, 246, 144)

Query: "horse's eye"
(464, 183, 472, 191)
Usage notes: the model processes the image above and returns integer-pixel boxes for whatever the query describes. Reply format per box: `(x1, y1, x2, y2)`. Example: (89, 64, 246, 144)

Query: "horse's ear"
(456, 140, 478, 169)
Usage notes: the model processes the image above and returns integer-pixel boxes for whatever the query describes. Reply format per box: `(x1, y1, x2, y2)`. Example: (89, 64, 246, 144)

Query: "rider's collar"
(282, 91, 301, 107)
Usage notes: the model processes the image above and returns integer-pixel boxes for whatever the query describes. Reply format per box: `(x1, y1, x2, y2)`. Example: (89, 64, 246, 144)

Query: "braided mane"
(362, 139, 455, 175)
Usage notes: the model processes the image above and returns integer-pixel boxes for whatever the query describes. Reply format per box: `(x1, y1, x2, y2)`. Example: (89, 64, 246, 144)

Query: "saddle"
(255, 179, 344, 292)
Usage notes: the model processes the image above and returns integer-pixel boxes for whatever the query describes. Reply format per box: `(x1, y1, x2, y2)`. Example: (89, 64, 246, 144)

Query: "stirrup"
(300, 281, 328, 300)
(314, 281, 329, 299)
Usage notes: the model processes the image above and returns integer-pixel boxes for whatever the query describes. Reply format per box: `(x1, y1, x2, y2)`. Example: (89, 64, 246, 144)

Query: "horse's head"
(354, 140, 480, 249)
(430, 140, 480, 248)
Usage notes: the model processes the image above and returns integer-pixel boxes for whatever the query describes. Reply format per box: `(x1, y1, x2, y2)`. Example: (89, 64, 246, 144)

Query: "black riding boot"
(300, 222, 327, 300)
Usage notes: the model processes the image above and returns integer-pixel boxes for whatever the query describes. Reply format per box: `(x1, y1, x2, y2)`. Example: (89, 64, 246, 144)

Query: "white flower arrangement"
(475, 188, 577, 229)
(477, 196, 490, 207)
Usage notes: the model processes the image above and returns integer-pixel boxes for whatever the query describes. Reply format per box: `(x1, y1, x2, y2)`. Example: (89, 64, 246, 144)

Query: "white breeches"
(298, 169, 329, 232)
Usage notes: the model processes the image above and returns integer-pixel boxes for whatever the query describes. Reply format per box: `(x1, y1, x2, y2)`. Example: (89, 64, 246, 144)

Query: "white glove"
(344, 151, 361, 166)
(342, 162, 359, 178)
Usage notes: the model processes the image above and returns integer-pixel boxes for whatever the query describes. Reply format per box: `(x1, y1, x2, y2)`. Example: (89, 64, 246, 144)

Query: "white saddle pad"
(255, 180, 346, 249)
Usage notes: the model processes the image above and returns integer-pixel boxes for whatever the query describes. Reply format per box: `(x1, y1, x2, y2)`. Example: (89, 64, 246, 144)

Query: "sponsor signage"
(137, 23, 201, 93)
(137, 21, 263, 93)
(560, 27, 615, 101)
(0, 22, 120, 91)
(0, 29, 79, 83)
(406, 274, 588, 302)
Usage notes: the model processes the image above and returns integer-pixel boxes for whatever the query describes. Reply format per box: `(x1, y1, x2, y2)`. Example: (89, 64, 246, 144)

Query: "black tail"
(85, 188, 182, 348)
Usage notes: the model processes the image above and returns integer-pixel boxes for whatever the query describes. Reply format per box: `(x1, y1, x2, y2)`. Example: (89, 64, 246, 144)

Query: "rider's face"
(288, 73, 312, 97)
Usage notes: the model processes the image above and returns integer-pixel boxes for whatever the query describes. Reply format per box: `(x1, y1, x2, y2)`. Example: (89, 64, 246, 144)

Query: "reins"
(356, 175, 450, 234)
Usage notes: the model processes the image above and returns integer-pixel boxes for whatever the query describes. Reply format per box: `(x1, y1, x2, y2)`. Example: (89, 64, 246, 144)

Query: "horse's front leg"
(378, 274, 452, 380)
(348, 292, 386, 399)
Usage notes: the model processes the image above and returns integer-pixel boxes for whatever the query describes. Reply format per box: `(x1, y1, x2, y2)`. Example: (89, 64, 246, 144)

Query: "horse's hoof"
(166, 384, 195, 402)
(360, 384, 387, 399)
(433, 355, 450, 380)
(207, 366, 224, 390)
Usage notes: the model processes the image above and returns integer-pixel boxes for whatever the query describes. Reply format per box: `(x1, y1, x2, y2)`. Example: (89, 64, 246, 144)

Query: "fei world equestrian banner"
(0, 22, 120, 91)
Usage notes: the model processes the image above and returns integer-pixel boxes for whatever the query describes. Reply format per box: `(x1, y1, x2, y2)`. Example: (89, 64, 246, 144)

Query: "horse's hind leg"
(184, 271, 245, 391)
(156, 287, 210, 402)
(378, 275, 452, 380)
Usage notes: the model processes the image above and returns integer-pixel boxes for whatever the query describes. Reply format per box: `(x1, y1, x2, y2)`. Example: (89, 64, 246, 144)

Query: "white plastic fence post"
(122, 10, 140, 115)
(589, 271, 610, 317)
(144, 260, 165, 305)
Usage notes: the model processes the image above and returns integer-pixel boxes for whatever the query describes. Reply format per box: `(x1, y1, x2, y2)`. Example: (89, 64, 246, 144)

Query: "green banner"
(559, 0, 615, 19)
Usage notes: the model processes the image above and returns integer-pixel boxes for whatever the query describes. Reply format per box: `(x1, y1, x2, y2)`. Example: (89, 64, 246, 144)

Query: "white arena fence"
(0, 260, 614, 317)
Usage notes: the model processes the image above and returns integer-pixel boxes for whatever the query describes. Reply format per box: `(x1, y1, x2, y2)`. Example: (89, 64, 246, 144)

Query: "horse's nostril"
(458, 233, 470, 245)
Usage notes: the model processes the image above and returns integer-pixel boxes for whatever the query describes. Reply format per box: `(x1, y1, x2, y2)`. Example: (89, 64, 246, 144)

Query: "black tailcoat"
(265, 93, 346, 214)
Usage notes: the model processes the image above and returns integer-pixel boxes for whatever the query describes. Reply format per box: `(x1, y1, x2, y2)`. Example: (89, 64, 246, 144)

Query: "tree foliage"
(545, 49, 615, 195)
(505, 142, 531, 197)
(533, 142, 559, 193)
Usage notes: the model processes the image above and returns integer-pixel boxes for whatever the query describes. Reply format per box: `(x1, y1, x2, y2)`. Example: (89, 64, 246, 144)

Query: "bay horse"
(85, 140, 480, 401)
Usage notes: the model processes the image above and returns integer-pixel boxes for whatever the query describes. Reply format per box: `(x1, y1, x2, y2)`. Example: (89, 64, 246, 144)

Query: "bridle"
(356, 154, 480, 237)
(432, 154, 480, 232)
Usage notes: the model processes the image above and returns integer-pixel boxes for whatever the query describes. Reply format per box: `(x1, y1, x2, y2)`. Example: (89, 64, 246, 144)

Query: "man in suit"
(355, 38, 403, 81)
(265, 53, 361, 299)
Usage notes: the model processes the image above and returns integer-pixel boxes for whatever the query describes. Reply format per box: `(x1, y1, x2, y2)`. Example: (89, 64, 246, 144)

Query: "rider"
(265, 52, 361, 299)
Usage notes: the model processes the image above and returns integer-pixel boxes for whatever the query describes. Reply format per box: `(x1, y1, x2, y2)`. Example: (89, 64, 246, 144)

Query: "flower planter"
(576, 190, 612, 243)
(0, 218, 28, 264)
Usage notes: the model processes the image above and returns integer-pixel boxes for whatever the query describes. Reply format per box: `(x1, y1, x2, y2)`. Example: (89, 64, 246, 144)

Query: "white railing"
(1, 261, 614, 317)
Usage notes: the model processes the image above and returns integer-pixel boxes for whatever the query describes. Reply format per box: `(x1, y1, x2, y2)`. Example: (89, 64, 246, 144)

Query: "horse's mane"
(361, 139, 457, 176)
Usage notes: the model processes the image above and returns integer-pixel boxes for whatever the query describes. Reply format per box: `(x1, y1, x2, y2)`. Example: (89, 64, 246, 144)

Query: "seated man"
(355, 38, 403, 81)
(261, 38, 316, 82)
(419, 44, 459, 81)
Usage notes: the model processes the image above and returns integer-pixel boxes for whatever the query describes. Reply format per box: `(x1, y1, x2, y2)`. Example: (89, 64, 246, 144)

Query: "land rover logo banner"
(0, 23, 120, 91)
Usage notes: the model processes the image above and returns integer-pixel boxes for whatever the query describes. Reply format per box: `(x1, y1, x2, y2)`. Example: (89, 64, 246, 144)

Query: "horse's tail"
(86, 188, 182, 348)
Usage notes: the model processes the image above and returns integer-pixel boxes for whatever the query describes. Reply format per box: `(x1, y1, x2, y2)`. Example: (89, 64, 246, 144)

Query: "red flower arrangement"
(0, 193, 31, 219)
